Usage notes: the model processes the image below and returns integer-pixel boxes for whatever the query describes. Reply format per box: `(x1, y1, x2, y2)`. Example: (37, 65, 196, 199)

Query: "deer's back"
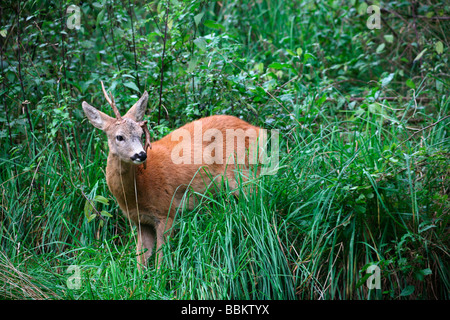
(135, 115, 260, 217)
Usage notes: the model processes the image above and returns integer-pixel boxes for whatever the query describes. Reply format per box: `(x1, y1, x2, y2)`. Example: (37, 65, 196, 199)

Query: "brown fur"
(83, 94, 261, 268)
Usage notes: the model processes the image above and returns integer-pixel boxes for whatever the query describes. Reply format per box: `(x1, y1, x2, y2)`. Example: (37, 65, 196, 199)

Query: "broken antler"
(139, 120, 152, 170)
(139, 120, 152, 152)
(101, 81, 122, 120)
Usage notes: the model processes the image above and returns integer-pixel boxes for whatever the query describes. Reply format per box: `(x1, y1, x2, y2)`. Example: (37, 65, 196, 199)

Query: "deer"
(82, 81, 262, 268)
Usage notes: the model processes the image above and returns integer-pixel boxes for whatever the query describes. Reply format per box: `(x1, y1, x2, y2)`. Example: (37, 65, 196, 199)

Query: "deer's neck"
(106, 153, 138, 212)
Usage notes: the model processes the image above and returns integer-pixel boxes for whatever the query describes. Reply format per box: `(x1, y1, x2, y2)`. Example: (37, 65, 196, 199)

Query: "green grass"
(1, 0, 449, 300)
(2, 97, 448, 299)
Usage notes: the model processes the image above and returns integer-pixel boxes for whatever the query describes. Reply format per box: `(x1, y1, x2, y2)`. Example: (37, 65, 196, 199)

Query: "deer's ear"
(124, 91, 148, 122)
(82, 101, 114, 131)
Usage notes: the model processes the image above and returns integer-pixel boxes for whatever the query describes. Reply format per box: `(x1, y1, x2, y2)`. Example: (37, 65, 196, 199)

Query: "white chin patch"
(132, 159, 146, 165)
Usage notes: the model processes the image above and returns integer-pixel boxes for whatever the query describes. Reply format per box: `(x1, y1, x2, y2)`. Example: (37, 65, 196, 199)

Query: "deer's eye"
(116, 135, 124, 142)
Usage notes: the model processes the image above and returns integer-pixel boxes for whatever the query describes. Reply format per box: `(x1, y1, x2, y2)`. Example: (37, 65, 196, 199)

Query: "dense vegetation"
(0, 0, 449, 300)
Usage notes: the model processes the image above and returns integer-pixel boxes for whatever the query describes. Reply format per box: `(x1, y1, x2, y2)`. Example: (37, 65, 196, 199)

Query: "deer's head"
(82, 81, 151, 164)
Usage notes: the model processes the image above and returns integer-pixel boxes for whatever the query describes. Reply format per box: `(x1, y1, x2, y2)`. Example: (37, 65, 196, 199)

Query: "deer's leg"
(154, 216, 174, 266)
(136, 223, 155, 268)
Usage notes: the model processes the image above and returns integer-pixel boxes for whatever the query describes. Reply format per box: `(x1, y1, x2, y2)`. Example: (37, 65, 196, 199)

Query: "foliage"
(0, 0, 449, 300)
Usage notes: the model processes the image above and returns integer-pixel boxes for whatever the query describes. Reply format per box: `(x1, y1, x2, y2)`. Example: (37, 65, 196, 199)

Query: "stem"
(158, 1, 170, 125)
(16, 1, 45, 211)
(395, 115, 450, 150)
(16, 2, 33, 137)
(59, 0, 67, 91)
(0, 22, 19, 194)
(108, 0, 121, 72)
(191, 19, 197, 99)
(127, 0, 140, 89)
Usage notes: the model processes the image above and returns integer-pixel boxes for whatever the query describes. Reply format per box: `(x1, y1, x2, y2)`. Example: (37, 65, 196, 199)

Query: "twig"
(16, 3, 33, 137)
(0, 42, 12, 147)
(158, 1, 170, 125)
(16, 2, 44, 211)
(33, 22, 59, 52)
(190, 15, 197, 99)
(381, 8, 450, 20)
(395, 115, 450, 150)
(381, 15, 398, 39)
(59, 1, 67, 90)
(127, 0, 140, 90)
(416, 15, 450, 20)
(0, 27, 19, 194)
(411, 1, 424, 78)
(107, 0, 121, 72)
(79, 189, 107, 222)
(324, 96, 432, 102)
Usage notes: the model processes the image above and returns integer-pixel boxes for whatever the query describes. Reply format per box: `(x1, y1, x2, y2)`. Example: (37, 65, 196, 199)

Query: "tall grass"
(3, 96, 447, 299)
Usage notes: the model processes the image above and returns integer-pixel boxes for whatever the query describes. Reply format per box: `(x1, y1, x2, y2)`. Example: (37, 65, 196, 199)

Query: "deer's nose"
(131, 151, 147, 162)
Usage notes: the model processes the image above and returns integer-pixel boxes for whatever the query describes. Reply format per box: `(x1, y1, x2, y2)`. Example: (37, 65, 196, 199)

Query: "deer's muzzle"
(130, 151, 147, 164)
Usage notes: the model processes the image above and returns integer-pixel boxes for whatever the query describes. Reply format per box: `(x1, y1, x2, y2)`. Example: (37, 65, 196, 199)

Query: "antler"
(101, 81, 122, 120)
(139, 120, 152, 170)
(139, 120, 152, 151)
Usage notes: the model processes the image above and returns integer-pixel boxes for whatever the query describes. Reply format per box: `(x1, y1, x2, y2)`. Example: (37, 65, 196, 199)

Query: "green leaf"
(421, 268, 432, 276)
(435, 41, 443, 55)
(194, 38, 207, 51)
(96, 8, 106, 26)
(415, 268, 432, 281)
(355, 272, 372, 289)
(316, 95, 326, 107)
(368, 103, 381, 113)
(413, 48, 428, 62)
(358, 2, 368, 15)
(296, 47, 303, 57)
(123, 81, 140, 93)
(418, 222, 435, 233)
(286, 49, 296, 56)
(384, 35, 394, 43)
(0, 29, 7, 38)
(303, 52, 315, 63)
(84, 201, 94, 219)
(268, 62, 291, 70)
(388, 157, 399, 163)
(101, 210, 113, 218)
(254, 62, 264, 73)
(87, 213, 97, 223)
(194, 12, 204, 26)
(187, 56, 198, 73)
(400, 285, 415, 297)
(376, 43, 385, 54)
(355, 205, 366, 214)
(92, 2, 103, 9)
(167, 18, 173, 31)
(204, 20, 225, 31)
(381, 73, 394, 87)
(94, 195, 109, 205)
(406, 79, 415, 89)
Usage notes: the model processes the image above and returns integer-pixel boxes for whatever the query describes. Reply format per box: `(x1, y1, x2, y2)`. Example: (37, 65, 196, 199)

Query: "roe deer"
(82, 82, 262, 267)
